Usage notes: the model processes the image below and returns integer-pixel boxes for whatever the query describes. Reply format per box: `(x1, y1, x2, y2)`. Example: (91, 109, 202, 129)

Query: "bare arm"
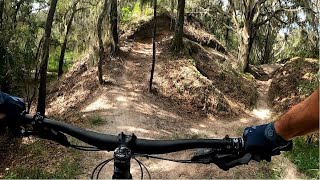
(274, 87, 319, 141)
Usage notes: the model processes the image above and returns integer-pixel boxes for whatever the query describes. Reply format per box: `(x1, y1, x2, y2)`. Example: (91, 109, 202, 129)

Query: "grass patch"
(4, 159, 79, 179)
(297, 76, 318, 96)
(26, 140, 48, 156)
(285, 137, 319, 179)
(3, 139, 81, 179)
(88, 115, 106, 126)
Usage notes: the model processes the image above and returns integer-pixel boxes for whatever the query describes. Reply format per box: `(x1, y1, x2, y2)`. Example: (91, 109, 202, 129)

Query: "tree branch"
(252, 0, 267, 23)
(255, 7, 302, 27)
(242, 0, 248, 10)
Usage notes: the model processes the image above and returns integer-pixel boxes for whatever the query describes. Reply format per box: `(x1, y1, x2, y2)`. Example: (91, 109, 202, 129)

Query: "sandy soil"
(72, 40, 304, 179)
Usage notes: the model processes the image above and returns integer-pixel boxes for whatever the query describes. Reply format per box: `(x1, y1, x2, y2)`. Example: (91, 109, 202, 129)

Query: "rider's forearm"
(274, 87, 319, 141)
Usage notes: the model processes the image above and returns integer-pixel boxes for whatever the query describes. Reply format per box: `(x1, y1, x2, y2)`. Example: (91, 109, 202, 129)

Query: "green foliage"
(133, 2, 142, 14)
(285, 137, 319, 179)
(48, 47, 80, 73)
(120, 7, 132, 23)
(120, 1, 153, 24)
(0, 0, 42, 95)
(275, 29, 319, 61)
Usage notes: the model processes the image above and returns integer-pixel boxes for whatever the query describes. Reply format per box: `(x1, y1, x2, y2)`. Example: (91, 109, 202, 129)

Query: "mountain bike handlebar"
(22, 113, 243, 154)
(18, 112, 291, 179)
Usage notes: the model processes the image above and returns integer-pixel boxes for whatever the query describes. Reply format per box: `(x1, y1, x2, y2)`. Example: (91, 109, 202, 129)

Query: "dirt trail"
(77, 41, 302, 179)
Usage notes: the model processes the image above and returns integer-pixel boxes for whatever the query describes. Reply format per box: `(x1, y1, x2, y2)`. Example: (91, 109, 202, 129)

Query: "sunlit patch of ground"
(250, 108, 271, 121)
(82, 95, 114, 112)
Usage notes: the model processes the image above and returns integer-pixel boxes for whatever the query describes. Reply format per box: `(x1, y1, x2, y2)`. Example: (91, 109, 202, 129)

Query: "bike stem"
(112, 146, 132, 179)
(112, 133, 137, 179)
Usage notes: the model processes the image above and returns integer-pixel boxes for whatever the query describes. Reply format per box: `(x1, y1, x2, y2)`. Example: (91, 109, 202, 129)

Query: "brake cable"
(70, 144, 102, 151)
(91, 158, 114, 179)
(134, 154, 193, 163)
(133, 157, 152, 179)
(134, 158, 144, 179)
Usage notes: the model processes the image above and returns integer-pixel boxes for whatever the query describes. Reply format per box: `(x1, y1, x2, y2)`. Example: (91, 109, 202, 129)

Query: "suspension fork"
(112, 133, 136, 179)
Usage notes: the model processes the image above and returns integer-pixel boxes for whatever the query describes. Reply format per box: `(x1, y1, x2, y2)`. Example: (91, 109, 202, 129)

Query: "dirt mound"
(46, 56, 100, 120)
(185, 39, 258, 110)
(184, 23, 226, 54)
(269, 57, 318, 112)
(154, 38, 257, 116)
(125, 12, 227, 55)
(155, 57, 232, 116)
(125, 13, 173, 41)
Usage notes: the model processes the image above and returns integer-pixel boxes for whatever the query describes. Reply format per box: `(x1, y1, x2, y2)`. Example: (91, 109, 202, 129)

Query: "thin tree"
(58, 0, 80, 78)
(170, 0, 175, 30)
(97, 0, 108, 84)
(224, 15, 231, 48)
(110, 0, 119, 56)
(37, 0, 58, 116)
(0, 0, 4, 25)
(172, 0, 185, 51)
(149, 0, 157, 92)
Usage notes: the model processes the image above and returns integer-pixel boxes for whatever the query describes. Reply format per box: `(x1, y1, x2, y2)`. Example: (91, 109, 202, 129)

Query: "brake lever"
(42, 128, 71, 147)
(216, 153, 252, 170)
(191, 148, 216, 164)
(191, 149, 252, 171)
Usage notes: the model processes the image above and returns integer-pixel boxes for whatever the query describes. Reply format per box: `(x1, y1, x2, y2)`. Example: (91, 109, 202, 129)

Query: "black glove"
(243, 122, 293, 162)
(0, 92, 26, 131)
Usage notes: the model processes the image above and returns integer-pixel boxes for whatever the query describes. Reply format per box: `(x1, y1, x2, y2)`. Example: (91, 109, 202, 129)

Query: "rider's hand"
(243, 122, 292, 162)
(0, 92, 25, 129)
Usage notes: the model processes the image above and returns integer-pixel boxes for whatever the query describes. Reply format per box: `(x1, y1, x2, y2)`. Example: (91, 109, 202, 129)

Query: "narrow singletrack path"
(77, 40, 303, 179)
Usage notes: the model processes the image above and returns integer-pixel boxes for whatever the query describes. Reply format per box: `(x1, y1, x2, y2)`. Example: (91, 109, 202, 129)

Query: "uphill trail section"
(51, 39, 303, 179)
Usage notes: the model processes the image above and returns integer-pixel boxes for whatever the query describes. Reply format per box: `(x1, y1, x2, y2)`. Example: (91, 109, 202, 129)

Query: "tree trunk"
(172, 0, 185, 51)
(238, 14, 256, 72)
(262, 26, 271, 64)
(149, 0, 157, 92)
(97, 0, 108, 84)
(110, 0, 119, 56)
(27, 37, 43, 113)
(170, 0, 175, 30)
(0, 0, 4, 25)
(238, 28, 250, 72)
(225, 18, 230, 48)
(37, 0, 58, 116)
(58, 2, 78, 78)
